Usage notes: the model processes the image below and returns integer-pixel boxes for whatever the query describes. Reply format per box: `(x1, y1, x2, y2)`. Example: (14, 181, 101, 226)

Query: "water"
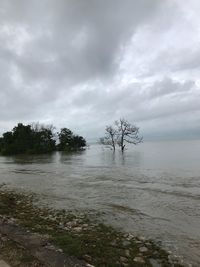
(0, 140, 200, 266)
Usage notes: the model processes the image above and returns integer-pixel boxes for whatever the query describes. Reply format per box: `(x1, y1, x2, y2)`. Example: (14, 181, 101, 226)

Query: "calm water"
(0, 140, 200, 266)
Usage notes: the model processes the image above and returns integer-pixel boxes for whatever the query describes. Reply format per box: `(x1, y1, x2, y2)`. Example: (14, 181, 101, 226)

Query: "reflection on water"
(0, 140, 200, 266)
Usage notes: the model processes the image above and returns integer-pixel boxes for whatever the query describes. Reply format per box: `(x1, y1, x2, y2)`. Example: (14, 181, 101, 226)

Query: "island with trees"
(0, 123, 86, 155)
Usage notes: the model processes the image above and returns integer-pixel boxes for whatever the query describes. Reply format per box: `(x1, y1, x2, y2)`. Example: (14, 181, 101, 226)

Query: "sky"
(0, 0, 200, 140)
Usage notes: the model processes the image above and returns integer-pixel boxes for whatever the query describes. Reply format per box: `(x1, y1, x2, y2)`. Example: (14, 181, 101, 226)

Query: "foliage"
(57, 128, 86, 151)
(0, 123, 56, 155)
(100, 118, 143, 152)
(0, 123, 86, 155)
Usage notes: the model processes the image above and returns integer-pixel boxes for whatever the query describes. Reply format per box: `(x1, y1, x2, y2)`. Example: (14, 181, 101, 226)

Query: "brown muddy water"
(0, 140, 200, 266)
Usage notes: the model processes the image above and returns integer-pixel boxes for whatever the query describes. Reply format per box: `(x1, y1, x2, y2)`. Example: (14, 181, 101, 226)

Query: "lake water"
(0, 140, 200, 266)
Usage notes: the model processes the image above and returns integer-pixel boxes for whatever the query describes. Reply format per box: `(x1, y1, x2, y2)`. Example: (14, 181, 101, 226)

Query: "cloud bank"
(0, 0, 199, 140)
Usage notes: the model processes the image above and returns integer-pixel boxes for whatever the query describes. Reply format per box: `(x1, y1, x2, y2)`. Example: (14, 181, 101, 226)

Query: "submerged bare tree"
(115, 118, 143, 152)
(99, 126, 117, 151)
(100, 118, 142, 152)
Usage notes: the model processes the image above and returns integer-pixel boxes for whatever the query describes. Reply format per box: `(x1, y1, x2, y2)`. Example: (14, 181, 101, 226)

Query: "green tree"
(0, 123, 56, 155)
(58, 128, 86, 151)
(31, 123, 56, 153)
(57, 128, 73, 151)
(71, 135, 86, 149)
(12, 123, 33, 154)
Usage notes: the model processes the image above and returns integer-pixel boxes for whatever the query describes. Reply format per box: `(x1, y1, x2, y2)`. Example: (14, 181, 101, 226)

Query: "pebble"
(120, 256, 128, 263)
(110, 240, 117, 246)
(83, 254, 92, 262)
(139, 236, 146, 241)
(135, 240, 142, 244)
(73, 226, 82, 232)
(125, 249, 130, 257)
(46, 244, 56, 250)
(127, 234, 134, 240)
(133, 256, 145, 263)
(122, 240, 131, 246)
(139, 246, 148, 253)
(149, 258, 161, 267)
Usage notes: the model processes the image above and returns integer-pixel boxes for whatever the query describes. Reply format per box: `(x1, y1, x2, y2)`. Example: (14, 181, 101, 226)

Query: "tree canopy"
(57, 128, 86, 151)
(0, 123, 86, 155)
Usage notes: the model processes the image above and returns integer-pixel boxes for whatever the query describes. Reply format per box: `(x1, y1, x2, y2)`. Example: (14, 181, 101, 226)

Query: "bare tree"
(100, 119, 142, 152)
(115, 118, 143, 152)
(100, 126, 117, 151)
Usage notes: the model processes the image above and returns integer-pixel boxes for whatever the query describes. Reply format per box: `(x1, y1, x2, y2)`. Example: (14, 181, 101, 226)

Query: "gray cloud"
(0, 0, 199, 140)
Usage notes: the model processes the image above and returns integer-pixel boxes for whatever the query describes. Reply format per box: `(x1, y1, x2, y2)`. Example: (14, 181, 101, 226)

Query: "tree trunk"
(112, 142, 115, 151)
(121, 135, 124, 152)
(121, 144, 125, 152)
(112, 137, 115, 151)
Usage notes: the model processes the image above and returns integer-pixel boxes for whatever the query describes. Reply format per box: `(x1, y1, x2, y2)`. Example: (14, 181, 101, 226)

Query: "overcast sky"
(0, 0, 200, 140)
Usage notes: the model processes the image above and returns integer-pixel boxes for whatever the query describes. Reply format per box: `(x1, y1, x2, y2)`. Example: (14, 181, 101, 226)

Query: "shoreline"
(0, 186, 183, 267)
